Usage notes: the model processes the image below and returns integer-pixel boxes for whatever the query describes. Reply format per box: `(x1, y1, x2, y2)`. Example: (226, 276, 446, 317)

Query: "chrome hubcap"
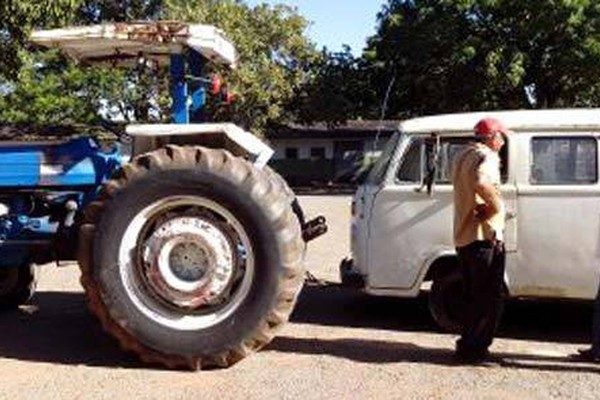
(142, 216, 236, 308)
(169, 242, 210, 282)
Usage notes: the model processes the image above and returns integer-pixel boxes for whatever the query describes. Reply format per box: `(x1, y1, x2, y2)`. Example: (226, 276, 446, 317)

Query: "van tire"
(429, 269, 465, 333)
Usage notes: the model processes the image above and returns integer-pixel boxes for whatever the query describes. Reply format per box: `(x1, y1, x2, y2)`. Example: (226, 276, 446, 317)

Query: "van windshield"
(366, 132, 401, 185)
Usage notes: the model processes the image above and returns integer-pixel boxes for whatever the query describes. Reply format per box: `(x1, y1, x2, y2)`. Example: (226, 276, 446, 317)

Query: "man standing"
(575, 288, 600, 362)
(451, 117, 509, 362)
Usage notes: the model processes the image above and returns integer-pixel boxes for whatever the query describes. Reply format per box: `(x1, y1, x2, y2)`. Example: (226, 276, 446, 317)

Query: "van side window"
(396, 139, 422, 183)
(435, 139, 470, 183)
(531, 137, 597, 185)
(434, 137, 509, 184)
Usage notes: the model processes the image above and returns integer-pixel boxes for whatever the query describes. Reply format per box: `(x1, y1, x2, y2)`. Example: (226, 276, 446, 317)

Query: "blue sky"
(246, 0, 385, 55)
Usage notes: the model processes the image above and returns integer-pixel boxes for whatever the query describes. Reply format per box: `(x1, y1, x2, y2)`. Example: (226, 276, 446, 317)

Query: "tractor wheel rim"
(119, 196, 255, 331)
(143, 216, 236, 308)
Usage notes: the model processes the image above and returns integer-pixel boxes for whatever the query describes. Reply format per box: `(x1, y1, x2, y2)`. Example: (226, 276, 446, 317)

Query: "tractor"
(0, 21, 326, 369)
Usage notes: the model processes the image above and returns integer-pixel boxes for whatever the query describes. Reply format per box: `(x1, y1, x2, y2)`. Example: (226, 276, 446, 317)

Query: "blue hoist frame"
(171, 51, 211, 124)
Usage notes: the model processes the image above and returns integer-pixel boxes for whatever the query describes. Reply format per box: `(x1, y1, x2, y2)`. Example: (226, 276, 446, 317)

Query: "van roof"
(399, 108, 600, 134)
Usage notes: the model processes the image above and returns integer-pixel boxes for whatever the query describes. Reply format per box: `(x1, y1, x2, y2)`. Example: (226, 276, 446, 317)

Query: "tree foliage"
(0, 0, 81, 80)
(0, 49, 170, 126)
(78, 0, 162, 23)
(0, 0, 318, 136)
(0, 0, 171, 128)
(288, 46, 381, 127)
(367, 0, 600, 116)
(164, 0, 318, 133)
(4, 0, 600, 133)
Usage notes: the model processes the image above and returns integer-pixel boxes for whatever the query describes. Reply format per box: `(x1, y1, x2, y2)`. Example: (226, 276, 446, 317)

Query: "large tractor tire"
(78, 145, 305, 369)
(263, 165, 294, 202)
(0, 263, 37, 310)
(263, 165, 306, 230)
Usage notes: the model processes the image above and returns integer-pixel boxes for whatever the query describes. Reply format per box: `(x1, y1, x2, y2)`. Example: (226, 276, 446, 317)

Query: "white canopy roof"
(30, 21, 238, 68)
(400, 108, 600, 134)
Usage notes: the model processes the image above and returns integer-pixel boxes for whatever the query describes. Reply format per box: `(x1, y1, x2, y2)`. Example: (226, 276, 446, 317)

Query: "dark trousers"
(456, 240, 506, 354)
(592, 281, 600, 354)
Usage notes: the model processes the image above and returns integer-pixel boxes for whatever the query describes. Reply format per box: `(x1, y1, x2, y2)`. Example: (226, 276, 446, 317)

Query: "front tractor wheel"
(78, 146, 305, 369)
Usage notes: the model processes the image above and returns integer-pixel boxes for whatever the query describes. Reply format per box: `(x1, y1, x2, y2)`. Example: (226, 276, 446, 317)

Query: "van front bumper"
(339, 257, 366, 289)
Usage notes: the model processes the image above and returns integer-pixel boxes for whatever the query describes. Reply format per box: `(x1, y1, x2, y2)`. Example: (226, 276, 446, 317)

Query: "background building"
(265, 120, 397, 187)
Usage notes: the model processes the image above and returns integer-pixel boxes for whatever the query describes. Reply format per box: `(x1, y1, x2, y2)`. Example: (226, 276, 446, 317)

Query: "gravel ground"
(1, 195, 600, 399)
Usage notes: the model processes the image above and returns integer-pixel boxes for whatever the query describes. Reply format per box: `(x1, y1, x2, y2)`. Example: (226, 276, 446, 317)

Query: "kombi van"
(343, 109, 600, 331)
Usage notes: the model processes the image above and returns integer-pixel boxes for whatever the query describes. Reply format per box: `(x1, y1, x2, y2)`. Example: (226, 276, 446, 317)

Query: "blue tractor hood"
(0, 137, 122, 188)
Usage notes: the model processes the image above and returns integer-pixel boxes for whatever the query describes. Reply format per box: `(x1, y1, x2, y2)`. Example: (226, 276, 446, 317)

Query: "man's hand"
(473, 182, 502, 221)
(474, 203, 490, 221)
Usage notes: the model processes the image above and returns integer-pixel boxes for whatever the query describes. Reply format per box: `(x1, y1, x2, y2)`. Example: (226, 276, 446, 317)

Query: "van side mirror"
(415, 134, 440, 196)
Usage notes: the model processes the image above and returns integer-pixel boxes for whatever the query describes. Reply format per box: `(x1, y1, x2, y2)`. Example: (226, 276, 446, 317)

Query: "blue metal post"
(170, 54, 189, 124)
(188, 50, 206, 123)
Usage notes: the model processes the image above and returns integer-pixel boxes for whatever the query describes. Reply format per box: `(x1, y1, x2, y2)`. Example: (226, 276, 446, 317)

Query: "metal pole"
(170, 54, 189, 124)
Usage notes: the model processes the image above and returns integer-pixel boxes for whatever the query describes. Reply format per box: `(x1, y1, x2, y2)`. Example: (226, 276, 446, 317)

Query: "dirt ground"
(1, 195, 600, 400)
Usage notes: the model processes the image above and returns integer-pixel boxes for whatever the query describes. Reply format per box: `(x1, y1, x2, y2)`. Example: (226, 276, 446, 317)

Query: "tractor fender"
(126, 123, 274, 168)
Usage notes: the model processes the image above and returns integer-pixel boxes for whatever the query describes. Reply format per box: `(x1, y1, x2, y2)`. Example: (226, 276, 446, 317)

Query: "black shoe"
(572, 348, 600, 363)
(454, 347, 491, 364)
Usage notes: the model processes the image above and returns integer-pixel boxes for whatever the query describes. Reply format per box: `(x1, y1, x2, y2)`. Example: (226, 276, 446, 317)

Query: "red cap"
(474, 117, 511, 138)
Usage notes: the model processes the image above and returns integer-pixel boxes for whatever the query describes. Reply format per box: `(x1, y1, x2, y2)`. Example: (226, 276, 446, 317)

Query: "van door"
(367, 134, 516, 291)
(512, 133, 600, 299)
(352, 133, 401, 274)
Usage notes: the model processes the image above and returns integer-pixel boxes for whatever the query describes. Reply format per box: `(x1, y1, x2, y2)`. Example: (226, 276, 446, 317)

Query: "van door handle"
(506, 211, 517, 220)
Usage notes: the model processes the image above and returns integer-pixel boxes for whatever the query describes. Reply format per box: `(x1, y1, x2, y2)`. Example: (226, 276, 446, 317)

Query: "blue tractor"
(1, 22, 325, 369)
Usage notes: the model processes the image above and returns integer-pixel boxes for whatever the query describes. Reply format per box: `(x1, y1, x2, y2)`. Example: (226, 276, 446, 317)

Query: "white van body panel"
(511, 132, 600, 299)
(368, 185, 454, 289)
(355, 109, 600, 300)
(350, 185, 373, 277)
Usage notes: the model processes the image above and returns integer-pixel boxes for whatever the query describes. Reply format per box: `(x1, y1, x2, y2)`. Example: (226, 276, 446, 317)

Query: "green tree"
(0, 0, 168, 128)
(0, 49, 170, 127)
(288, 46, 381, 127)
(164, 0, 318, 134)
(78, 0, 162, 22)
(367, 0, 600, 116)
(0, 0, 81, 80)
(1, 0, 319, 136)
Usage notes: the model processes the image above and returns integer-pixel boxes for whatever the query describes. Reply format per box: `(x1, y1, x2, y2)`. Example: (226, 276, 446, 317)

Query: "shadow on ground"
(0, 283, 595, 370)
(0, 292, 145, 369)
(291, 282, 593, 344)
(269, 282, 600, 373)
(267, 335, 600, 374)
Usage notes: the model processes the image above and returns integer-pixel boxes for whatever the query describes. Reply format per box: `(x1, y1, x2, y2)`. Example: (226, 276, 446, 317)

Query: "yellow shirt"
(451, 143, 505, 248)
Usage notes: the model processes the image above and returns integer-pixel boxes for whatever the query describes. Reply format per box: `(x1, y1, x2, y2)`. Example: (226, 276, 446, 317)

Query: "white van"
(343, 109, 600, 331)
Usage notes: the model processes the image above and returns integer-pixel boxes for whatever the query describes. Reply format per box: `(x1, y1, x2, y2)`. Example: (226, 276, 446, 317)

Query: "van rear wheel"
(428, 270, 465, 333)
